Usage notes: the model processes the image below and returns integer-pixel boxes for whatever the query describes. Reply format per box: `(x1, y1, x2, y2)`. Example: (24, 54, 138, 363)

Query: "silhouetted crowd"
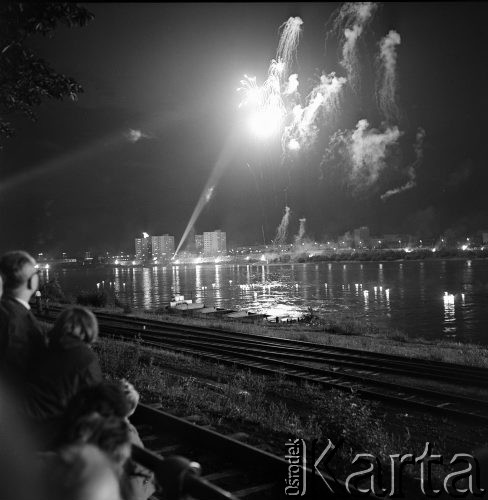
(0, 250, 156, 500)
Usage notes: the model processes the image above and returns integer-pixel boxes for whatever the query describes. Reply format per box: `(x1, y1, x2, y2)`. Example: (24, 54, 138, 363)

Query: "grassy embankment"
(96, 336, 488, 490)
(121, 307, 488, 369)
(42, 287, 488, 368)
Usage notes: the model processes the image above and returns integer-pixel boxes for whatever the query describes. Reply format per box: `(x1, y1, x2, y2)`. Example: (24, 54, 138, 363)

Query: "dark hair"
(50, 306, 99, 344)
(64, 382, 131, 427)
(0, 251, 35, 291)
(64, 413, 131, 466)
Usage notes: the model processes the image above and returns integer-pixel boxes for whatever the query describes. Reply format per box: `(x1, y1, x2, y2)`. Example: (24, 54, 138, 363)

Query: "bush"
(76, 290, 110, 308)
(40, 277, 69, 303)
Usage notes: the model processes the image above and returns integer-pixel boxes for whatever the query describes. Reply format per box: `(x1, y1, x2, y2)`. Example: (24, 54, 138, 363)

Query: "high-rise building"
(203, 230, 226, 257)
(151, 234, 175, 259)
(195, 234, 203, 254)
(135, 234, 150, 260)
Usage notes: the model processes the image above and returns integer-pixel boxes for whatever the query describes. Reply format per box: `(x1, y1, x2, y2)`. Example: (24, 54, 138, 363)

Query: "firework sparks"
(328, 2, 378, 92)
(238, 16, 347, 154)
(377, 30, 402, 123)
(238, 18, 303, 141)
(277, 17, 303, 75)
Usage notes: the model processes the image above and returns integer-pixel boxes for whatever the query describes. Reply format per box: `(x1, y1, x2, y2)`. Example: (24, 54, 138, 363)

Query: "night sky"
(1, 2, 488, 255)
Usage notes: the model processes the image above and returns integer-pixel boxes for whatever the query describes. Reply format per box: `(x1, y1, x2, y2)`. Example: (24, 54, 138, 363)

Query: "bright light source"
(248, 109, 282, 138)
(142, 232, 149, 238)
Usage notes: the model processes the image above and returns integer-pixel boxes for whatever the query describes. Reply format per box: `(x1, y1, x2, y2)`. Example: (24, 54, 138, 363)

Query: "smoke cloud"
(295, 218, 307, 244)
(284, 74, 299, 95)
(381, 127, 425, 200)
(283, 73, 347, 152)
(125, 129, 150, 143)
(377, 30, 402, 123)
(274, 206, 291, 245)
(322, 119, 402, 191)
(338, 119, 402, 187)
(329, 2, 378, 92)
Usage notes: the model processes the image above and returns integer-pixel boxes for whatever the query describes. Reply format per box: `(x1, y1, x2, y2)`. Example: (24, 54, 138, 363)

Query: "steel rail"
(98, 327, 488, 425)
(130, 445, 237, 500)
(98, 322, 488, 387)
(37, 311, 488, 424)
(40, 305, 488, 378)
(131, 403, 374, 499)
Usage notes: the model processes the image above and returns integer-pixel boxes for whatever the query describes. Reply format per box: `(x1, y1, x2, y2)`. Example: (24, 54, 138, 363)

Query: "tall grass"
(95, 338, 470, 486)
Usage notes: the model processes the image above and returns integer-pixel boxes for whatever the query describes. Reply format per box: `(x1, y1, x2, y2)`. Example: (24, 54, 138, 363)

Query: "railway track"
(36, 307, 488, 425)
(131, 403, 364, 499)
(40, 305, 488, 382)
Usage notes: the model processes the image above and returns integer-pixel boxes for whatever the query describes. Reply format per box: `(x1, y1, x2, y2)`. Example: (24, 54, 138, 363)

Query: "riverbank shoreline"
(39, 250, 488, 270)
(79, 302, 488, 369)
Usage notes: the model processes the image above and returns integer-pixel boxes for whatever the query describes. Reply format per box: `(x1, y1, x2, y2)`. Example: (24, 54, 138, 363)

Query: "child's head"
(119, 379, 139, 417)
(65, 414, 132, 469)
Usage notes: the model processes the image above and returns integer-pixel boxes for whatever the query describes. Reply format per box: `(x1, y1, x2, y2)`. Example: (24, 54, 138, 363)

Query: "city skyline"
(1, 3, 487, 255)
(33, 223, 488, 262)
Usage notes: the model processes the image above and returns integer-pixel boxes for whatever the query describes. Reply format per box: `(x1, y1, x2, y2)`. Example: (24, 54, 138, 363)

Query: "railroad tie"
(436, 402, 453, 408)
(227, 432, 249, 442)
(231, 482, 277, 498)
(202, 469, 243, 482)
(141, 434, 160, 444)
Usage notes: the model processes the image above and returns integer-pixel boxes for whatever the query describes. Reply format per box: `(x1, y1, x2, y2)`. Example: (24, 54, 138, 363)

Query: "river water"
(44, 259, 488, 343)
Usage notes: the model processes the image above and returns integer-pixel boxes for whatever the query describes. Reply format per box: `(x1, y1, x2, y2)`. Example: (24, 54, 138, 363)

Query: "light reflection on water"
(51, 260, 488, 343)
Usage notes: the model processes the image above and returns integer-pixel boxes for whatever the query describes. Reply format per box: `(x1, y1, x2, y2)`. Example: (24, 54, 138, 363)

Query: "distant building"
(369, 238, 383, 249)
(382, 234, 403, 248)
(135, 234, 151, 260)
(482, 231, 488, 245)
(203, 230, 227, 257)
(338, 231, 353, 248)
(353, 226, 370, 248)
(151, 234, 175, 260)
(195, 234, 204, 254)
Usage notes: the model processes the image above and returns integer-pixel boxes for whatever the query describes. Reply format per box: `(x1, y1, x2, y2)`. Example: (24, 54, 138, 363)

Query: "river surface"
(44, 259, 488, 343)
